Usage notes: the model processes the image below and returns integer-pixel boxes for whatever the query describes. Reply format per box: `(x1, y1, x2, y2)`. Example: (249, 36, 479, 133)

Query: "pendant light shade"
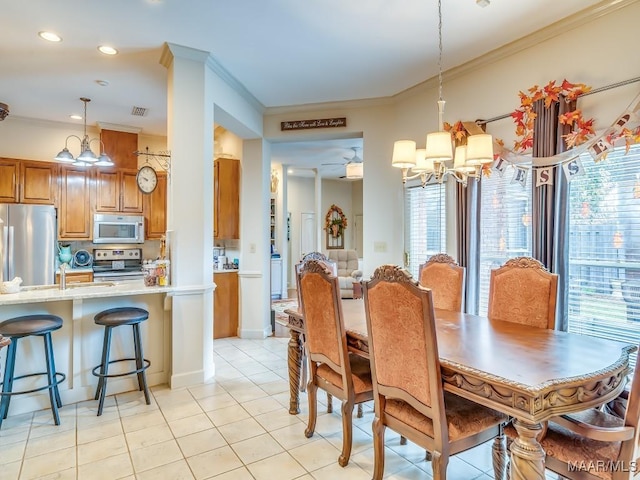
(345, 162, 363, 179)
(412, 148, 435, 173)
(425, 131, 453, 161)
(465, 133, 494, 165)
(392, 140, 417, 169)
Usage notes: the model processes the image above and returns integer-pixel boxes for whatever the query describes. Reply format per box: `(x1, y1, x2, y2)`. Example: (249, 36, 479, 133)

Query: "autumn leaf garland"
(511, 79, 594, 153)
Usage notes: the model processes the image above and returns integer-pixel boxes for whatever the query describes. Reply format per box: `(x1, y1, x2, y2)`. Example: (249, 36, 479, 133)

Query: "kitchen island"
(0, 280, 173, 416)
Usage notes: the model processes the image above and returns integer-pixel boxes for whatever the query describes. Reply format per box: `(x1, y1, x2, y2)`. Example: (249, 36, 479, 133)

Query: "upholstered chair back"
(363, 265, 444, 417)
(488, 257, 558, 329)
(297, 260, 350, 383)
(418, 254, 466, 312)
(295, 252, 337, 305)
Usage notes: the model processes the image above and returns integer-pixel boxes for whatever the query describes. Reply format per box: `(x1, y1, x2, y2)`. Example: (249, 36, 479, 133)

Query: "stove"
(92, 248, 144, 281)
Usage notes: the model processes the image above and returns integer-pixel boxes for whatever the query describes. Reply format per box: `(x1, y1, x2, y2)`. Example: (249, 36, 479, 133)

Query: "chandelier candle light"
(54, 98, 114, 167)
(392, 0, 493, 187)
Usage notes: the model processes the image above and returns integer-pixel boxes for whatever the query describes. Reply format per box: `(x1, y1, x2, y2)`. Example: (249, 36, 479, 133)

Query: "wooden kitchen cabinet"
(96, 168, 143, 213)
(213, 272, 239, 339)
(144, 171, 167, 239)
(100, 129, 138, 169)
(0, 158, 19, 203)
(59, 165, 93, 240)
(20, 160, 58, 205)
(214, 158, 240, 240)
(55, 271, 94, 284)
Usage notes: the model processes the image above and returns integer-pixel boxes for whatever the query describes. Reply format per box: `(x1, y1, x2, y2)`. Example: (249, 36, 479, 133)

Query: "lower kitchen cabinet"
(55, 271, 94, 284)
(213, 271, 238, 339)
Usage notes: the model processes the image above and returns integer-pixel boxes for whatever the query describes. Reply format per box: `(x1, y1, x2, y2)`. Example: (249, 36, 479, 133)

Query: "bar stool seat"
(0, 314, 66, 429)
(91, 307, 151, 416)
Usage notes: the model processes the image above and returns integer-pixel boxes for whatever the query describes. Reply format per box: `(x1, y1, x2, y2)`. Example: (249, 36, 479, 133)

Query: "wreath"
(511, 79, 595, 152)
(324, 204, 348, 238)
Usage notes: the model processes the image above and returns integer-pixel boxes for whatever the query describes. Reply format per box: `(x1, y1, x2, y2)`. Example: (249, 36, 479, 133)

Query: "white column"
(239, 138, 271, 338)
(160, 43, 215, 387)
(314, 169, 323, 251)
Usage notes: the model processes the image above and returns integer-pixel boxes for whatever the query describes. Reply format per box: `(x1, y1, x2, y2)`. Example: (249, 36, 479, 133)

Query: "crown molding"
(264, 95, 395, 116)
(206, 56, 265, 114)
(394, 0, 637, 101)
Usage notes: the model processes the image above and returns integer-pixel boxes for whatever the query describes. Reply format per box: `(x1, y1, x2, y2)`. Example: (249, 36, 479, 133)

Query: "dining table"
(280, 299, 636, 480)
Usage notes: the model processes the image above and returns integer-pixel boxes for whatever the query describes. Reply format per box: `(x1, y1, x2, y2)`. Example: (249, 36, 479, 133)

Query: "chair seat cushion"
(317, 354, 372, 394)
(0, 314, 63, 337)
(384, 392, 506, 441)
(94, 307, 149, 326)
(504, 413, 622, 480)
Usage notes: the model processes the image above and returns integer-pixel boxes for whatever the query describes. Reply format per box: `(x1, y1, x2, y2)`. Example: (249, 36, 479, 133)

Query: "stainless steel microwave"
(93, 214, 145, 244)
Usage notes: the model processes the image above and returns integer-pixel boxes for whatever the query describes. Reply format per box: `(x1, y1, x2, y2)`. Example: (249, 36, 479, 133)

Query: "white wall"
(287, 176, 316, 286)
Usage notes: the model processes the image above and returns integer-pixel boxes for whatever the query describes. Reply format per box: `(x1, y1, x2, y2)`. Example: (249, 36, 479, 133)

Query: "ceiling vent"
(131, 106, 148, 117)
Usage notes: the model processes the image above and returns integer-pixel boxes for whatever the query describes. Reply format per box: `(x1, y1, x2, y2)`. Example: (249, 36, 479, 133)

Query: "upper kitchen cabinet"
(59, 165, 92, 240)
(0, 158, 58, 205)
(96, 168, 143, 213)
(144, 171, 168, 239)
(100, 129, 138, 169)
(214, 158, 240, 240)
(20, 160, 58, 205)
(0, 158, 19, 202)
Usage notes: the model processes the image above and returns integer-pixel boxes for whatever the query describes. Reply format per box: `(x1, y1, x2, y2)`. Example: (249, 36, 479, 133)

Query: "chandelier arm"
(64, 135, 82, 147)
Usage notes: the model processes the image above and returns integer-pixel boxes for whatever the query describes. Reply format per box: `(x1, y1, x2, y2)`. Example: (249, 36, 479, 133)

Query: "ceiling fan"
(321, 147, 363, 179)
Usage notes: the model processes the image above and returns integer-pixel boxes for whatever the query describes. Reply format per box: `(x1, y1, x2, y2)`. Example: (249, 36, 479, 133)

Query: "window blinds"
(404, 183, 447, 279)
(568, 144, 640, 356)
(478, 167, 533, 316)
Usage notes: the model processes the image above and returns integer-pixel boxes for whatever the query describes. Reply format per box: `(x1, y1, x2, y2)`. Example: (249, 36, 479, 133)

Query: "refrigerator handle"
(1, 226, 7, 282)
(7, 226, 14, 280)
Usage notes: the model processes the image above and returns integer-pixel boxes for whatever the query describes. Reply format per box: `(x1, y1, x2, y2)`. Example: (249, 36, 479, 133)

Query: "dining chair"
(294, 252, 349, 414)
(363, 264, 507, 480)
(488, 256, 558, 329)
(504, 348, 640, 480)
(418, 253, 466, 312)
(297, 259, 374, 467)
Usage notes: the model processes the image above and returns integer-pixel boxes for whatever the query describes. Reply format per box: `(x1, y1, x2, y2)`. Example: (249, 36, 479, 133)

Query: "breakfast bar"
(0, 281, 173, 416)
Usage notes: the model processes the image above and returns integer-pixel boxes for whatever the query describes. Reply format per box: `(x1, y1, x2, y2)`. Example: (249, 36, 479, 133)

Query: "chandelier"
(54, 98, 114, 167)
(391, 0, 493, 187)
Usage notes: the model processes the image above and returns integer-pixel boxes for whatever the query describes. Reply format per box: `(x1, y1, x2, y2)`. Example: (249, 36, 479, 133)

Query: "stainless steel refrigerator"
(0, 204, 57, 286)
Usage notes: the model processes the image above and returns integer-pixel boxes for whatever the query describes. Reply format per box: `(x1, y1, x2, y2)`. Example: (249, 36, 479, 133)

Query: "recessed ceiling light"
(95, 79, 110, 87)
(70, 114, 82, 120)
(38, 31, 62, 42)
(98, 45, 118, 55)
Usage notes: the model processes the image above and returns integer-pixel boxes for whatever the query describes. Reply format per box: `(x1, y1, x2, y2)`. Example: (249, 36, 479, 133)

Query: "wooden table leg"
(509, 419, 546, 480)
(287, 328, 303, 414)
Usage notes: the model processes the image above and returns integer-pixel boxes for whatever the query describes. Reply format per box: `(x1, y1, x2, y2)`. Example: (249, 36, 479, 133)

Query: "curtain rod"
(477, 76, 640, 125)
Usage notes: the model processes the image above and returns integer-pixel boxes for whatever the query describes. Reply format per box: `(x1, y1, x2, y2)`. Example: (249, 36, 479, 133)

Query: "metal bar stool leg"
(43, 332, 61, 425)
(95, 326, 113, 416)
(44, 333, 63, 408)
(133, 323, 151, 405)
(0, 339, 17, 425)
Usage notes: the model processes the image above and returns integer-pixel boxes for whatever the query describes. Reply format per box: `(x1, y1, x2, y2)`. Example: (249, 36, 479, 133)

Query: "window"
(478, 168, 532, 315)
(568, 144, 640, 353)
(404, 183, 446, 278)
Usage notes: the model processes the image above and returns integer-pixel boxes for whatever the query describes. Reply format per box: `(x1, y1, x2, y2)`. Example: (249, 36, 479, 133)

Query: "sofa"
(327, 249, 363, 299)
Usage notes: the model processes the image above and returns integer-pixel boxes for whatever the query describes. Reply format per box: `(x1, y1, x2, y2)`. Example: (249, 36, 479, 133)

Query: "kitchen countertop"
(213, 268, 239, 274)
(56, 266, 94, 274)
(0, 279, 172, 306)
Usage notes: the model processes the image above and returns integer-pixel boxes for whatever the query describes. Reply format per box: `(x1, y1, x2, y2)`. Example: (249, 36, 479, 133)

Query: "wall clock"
(136, 165, 158, 194)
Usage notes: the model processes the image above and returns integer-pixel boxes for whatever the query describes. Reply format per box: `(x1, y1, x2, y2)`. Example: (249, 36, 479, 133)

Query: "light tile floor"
(0, 335, 561, 480)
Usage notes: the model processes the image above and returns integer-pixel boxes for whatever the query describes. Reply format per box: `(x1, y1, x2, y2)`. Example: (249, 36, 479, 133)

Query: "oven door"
(93, 270, 145, 282)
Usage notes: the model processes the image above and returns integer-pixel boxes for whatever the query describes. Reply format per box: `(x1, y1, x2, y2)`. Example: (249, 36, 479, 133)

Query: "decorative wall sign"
(281, 117, 347, 131)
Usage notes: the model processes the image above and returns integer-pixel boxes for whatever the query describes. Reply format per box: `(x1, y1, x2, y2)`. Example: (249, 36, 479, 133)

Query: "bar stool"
(0, 314, 66, 429)
(92, 307, 151, 416)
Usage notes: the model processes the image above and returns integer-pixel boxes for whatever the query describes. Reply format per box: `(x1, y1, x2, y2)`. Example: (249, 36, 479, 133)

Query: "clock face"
(137, 165, 158, 194)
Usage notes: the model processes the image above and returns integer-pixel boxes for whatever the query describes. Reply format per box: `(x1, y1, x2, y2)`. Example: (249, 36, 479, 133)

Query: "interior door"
(300, 212, 316, 257)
